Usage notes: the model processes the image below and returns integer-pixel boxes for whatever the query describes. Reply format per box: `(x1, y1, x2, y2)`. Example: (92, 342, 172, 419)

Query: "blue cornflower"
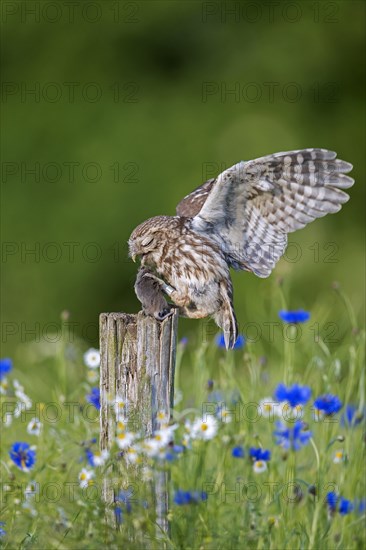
(208, 389, 224, 403)
(0, 358, 12, 381)
(84, 447, 109, 467)
(115, 506, 123, 524)
(274, 383, 312, 407)
(354, 498, 366, 515)
(173, 489, 207, 505)
(216, 334, 245, 350)
(9, 442, 36, 471)
(194, 491, 207, 503)
(327, 493, 354, 515)
(273, 421, 312, 451)
(326, 491, 338, 512)
(85, 448, 94, 467)
(313, 394, 342, 416)
(232, 446, 245, 458)
(249, 447, 271, 461)
(116, 489, 133, 513)
(0, 522, 6, 537)
(174, 490, 192, 505)
(341, 404, 364, 427)
(86, 387, 100, 410)
(278, 310, 310, 323)
(230, 389, 241, 405)
(165, 444, 184, 462)
(339, 497, 353, 515)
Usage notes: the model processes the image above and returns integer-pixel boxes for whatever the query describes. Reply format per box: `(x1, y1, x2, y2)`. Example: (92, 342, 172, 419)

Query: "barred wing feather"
(183, 148, 354, 277)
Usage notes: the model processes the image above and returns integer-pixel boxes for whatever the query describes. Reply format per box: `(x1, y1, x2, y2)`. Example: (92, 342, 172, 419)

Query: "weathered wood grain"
(99, 309, 178, 536)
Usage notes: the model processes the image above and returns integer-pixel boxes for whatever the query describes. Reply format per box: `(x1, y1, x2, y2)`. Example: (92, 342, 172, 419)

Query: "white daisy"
(141, 466, 153, 481)
(280, 403, 304, 421)
(333, 450, 344, 464)
(0, 378, 9, 395)
(219, 407, 233, 423)
(3, 412, 12, 427)
(142, 438, 163, 458)
(253, 460, 268, 474)
(24, 481, 39, 500)
(116, 420, 127, 432)
(312, 408, 325, 422)
(114, 396, 126, 421)
(191, 416, 218, 440)
(92, 449, 109, 467)
(83, 348, 100, 369)
(154, 425, 178, 445)
(87, 370, 99, 384)
(27, 418, 42, 436)
(182, 419, 193, 447)
(14, 383, 32, 411)
(156, 410, 170, 427)
(258, 398, 281, 419)
(124, 445, 141, 464)
(13, 379, 23, 391)
(116, 431, 135, 450)
(78, 468, 95, 488)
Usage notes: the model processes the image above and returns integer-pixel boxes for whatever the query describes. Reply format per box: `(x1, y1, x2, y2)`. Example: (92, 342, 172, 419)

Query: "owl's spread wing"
(176, 178, 216, 217)
(180, 149, 354, 277)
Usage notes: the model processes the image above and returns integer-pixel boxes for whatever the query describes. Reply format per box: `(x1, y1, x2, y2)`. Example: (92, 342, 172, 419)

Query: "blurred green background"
(2, 0, 365, 361)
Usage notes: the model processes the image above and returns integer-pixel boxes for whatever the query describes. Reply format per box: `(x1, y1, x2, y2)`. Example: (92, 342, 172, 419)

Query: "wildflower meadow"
(0, 282, 365, 549)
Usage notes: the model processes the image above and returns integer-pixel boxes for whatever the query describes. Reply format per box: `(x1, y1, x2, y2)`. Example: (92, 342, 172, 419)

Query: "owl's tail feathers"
(213, 284, 238, 350)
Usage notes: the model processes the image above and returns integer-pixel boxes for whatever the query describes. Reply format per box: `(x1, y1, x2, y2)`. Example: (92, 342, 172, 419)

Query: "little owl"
(128, 148, 354, 349)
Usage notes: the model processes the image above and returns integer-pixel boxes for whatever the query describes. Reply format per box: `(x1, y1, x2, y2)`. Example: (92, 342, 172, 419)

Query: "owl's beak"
(128, 240, 137, 262)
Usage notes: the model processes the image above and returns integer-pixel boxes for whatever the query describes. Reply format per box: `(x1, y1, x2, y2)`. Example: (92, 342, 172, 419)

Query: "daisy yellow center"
(201, 423, 208, 431)
(335, 451, 343, 458)
(264, 404, 272, 411)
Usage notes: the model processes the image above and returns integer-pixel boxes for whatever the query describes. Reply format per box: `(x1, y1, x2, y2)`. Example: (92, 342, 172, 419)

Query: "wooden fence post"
(99, 309, 179, 535)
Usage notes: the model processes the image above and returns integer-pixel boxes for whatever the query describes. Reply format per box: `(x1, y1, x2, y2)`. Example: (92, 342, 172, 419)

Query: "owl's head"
(128, 216, 175, 262)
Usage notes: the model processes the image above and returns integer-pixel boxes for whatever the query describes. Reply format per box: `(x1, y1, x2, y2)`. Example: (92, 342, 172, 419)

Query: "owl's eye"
(142, 237, 154, 248)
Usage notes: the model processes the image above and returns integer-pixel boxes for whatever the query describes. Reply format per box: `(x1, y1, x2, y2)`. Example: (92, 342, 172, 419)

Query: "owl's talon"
(154, 307, 174, 321)
(143, 273, 175, 297)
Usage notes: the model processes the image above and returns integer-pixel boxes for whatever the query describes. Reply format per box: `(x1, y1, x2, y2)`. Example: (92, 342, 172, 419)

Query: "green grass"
(0, 284, 365, 549)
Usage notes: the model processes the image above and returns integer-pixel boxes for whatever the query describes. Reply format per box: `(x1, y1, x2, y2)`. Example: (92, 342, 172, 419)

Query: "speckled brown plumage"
(128, 148, 354, 349)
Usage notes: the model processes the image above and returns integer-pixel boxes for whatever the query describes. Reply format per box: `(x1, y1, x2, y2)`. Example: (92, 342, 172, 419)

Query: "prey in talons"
(134, 267, 175, 321)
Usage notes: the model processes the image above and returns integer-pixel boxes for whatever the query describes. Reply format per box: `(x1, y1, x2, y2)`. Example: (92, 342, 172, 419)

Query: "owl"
(128, 149, 354, 349)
